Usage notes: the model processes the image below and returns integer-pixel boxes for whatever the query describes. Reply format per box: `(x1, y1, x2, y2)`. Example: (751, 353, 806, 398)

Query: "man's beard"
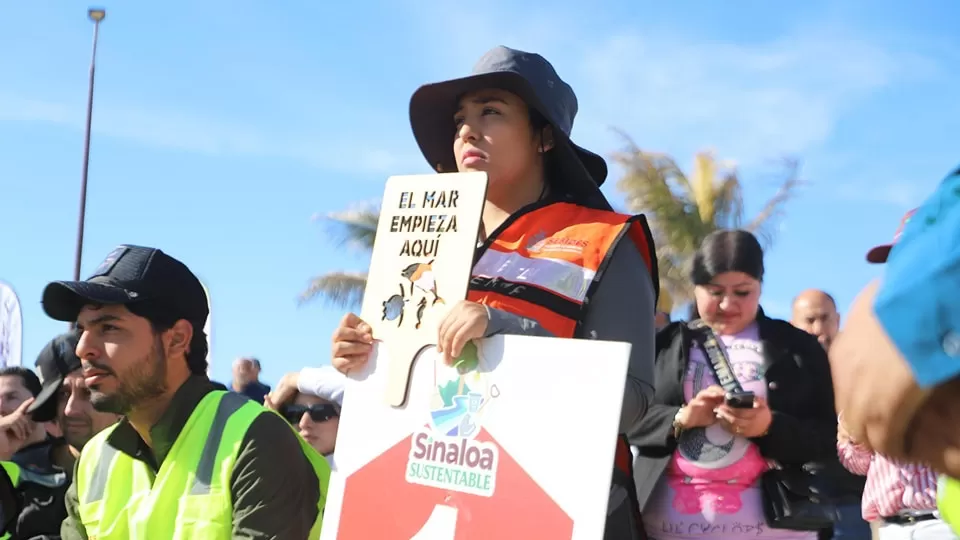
(91, 339, 169, 416)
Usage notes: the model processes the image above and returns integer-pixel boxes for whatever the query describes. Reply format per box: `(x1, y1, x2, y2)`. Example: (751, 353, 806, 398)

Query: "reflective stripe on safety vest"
(469, 201, 659, 476)
(0, 462, 17, 540)
(0, 462, 19, 488)
(0, 461, 67, 490)
(938, 474, 960, 535)
(75, 391, 330, 540)
(0, 460, 69, 540)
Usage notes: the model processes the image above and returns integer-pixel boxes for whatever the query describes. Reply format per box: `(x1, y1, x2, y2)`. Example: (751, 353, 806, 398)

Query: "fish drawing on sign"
(415, 297, 428, 330)
(401, 260, 445, 306)
(381, 283, 408, 327)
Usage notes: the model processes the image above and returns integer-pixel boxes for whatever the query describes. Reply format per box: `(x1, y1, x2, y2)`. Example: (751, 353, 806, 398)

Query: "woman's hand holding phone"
(716, 394, 773, 438)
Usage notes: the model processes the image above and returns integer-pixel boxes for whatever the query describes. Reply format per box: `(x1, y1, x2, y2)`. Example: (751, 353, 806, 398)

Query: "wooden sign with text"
(357, 173, 487, 407)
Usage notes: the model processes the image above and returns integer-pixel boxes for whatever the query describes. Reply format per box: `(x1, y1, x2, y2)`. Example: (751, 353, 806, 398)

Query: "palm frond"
(298, 271, 368, 309)
(610, 130, 803, 314)
(315, 203, 381, 252)
(690, 150, 719, 225)
(656, 286, 675, 313)
(611, 137, 702, 257)
(712, 172, 745, 229)
(654, 254, 694, 306)
(743, 158, 804, 247)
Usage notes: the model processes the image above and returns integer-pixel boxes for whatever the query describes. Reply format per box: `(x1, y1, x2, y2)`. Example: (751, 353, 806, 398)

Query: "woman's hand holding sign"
(332, 302, 491, 374)
(331, 313, 375, 374)
(437, 301, 489, 366)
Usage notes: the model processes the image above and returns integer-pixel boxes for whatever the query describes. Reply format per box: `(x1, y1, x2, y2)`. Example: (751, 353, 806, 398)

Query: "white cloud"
(1, 7, 941, 183)
(0, 93, 429, 177)
(403, 5, 937, 172)
(574, 29, 931, 166)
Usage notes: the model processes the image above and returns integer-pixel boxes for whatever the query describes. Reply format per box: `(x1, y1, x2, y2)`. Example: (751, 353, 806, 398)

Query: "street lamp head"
(88, 8, 106, 22)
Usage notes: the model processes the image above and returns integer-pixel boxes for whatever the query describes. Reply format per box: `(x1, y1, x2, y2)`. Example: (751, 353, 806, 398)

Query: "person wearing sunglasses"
(267, 365, 346, 469)
(275, 393, 340, 468)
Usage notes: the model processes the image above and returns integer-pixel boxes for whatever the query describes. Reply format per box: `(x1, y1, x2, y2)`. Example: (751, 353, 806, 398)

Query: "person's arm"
(297, 366, 346, 406)
(628, 405, 682, 452)
(836, 438, 873, 476)
(753, 329, 838, 464)
(475, 235, 656, 434)
(875, 169, 960, 389)
(482, 307, 556, 338)
(59, 463, 87, 540)
(626, 325, 685, 452)
(230, 413, 321, 540)
(577, 240, 656, 434)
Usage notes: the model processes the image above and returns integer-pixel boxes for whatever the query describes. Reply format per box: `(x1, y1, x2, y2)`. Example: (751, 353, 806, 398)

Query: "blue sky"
(2, 1, 958, 386)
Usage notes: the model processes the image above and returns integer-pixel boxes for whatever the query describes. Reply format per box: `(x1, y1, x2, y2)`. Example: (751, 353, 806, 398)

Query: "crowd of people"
(0, 43, 957, 540)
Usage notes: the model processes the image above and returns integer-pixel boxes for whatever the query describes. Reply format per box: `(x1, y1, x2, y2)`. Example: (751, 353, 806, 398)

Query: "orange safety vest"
(468, 201, 659, 477)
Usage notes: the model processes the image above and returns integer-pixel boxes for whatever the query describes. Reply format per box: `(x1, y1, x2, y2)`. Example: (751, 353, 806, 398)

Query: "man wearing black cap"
(31, 332, 119, 457)
(44, 245, 329, 540)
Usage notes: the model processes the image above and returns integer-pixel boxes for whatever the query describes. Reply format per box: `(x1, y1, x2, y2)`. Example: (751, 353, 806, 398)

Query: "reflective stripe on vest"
(0, 462, 17, 540)
(0, 462, 19, 488)
(468, 202, 658, 476)
(938, 474, 960, 535)
(76, 391, 330, 540)
(0, 460, 69, 540)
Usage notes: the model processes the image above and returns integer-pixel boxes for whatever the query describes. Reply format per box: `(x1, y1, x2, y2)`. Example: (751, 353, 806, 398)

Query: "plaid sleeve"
(874, 166, 960, 388)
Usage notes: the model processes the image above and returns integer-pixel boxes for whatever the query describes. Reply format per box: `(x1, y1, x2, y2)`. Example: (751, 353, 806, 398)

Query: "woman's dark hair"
(126, 301, 209, 375)
(529, 108, 564, 199)
(690, 229, 765, 286)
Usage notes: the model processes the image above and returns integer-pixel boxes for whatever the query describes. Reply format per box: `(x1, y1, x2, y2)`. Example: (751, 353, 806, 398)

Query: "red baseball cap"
(866, 209, 917, 264)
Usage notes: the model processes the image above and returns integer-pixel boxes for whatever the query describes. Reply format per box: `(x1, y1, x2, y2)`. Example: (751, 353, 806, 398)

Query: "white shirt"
(297, 365, 346, 406)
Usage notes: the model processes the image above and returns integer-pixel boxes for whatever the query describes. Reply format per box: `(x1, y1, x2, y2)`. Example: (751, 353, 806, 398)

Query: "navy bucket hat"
(409, 45, 612, 211)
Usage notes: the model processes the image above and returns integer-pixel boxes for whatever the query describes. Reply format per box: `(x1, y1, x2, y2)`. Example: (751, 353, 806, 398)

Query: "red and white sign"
(320, 334, 630, 540)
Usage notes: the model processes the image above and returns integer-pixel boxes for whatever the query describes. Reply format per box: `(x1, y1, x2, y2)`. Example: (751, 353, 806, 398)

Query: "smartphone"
(725, 390, 755, 409)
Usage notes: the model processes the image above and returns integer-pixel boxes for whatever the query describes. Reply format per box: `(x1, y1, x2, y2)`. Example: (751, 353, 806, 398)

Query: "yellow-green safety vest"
(0, 460, 69, 540)
(938, 474, 960, 535)
(75, 391, 330, 539)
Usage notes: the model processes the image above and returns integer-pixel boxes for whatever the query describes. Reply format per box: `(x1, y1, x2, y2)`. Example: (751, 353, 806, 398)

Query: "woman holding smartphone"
(629, 229, 838, 540)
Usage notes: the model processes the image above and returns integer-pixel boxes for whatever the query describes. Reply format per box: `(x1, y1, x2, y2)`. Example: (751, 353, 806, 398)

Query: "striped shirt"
(837, 439, 938, 521)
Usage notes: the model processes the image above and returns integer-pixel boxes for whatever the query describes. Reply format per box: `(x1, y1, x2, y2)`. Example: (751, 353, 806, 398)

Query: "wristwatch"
(672, 407, 686, 439)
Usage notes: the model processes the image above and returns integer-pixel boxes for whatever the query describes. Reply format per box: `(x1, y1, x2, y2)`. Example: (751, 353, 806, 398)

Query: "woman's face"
(694, 271, 761, 335)
(453, 88, 542, 198)
(290, 393, 340, 456)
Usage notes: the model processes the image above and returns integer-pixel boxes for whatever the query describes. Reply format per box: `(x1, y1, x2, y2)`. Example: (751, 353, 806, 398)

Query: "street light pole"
(73, 7, 106, 283)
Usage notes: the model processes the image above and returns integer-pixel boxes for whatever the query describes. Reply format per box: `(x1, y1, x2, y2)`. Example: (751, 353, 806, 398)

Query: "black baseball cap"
(26, 332, 81, 420)
(41, 245, 209, 326)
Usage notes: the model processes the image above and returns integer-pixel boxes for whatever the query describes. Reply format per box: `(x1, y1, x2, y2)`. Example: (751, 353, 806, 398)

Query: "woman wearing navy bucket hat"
(329, 45, 659, 538)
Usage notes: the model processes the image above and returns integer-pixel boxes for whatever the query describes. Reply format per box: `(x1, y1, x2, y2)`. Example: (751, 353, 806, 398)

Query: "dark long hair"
(691, 229, 765, 286)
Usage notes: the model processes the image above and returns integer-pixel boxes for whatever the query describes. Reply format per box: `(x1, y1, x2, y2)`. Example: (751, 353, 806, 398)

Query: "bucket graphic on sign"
(428, 342, 494, 440)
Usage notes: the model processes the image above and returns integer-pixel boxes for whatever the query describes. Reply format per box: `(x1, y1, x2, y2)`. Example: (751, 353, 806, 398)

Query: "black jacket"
(6, 438, 70, 540)
(627, 311, 840, 510)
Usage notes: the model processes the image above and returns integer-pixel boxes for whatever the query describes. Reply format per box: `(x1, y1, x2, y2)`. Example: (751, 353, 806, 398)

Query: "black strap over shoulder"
(687, 319, 743, 394)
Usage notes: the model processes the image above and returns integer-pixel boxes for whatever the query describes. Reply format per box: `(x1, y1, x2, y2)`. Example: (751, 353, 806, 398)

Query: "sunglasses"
(281, 403, 339, 425)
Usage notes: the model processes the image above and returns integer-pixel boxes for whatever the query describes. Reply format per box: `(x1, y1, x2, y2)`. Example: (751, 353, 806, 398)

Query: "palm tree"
(299, 203, 380, 309)
(612, 135, 802, 312)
